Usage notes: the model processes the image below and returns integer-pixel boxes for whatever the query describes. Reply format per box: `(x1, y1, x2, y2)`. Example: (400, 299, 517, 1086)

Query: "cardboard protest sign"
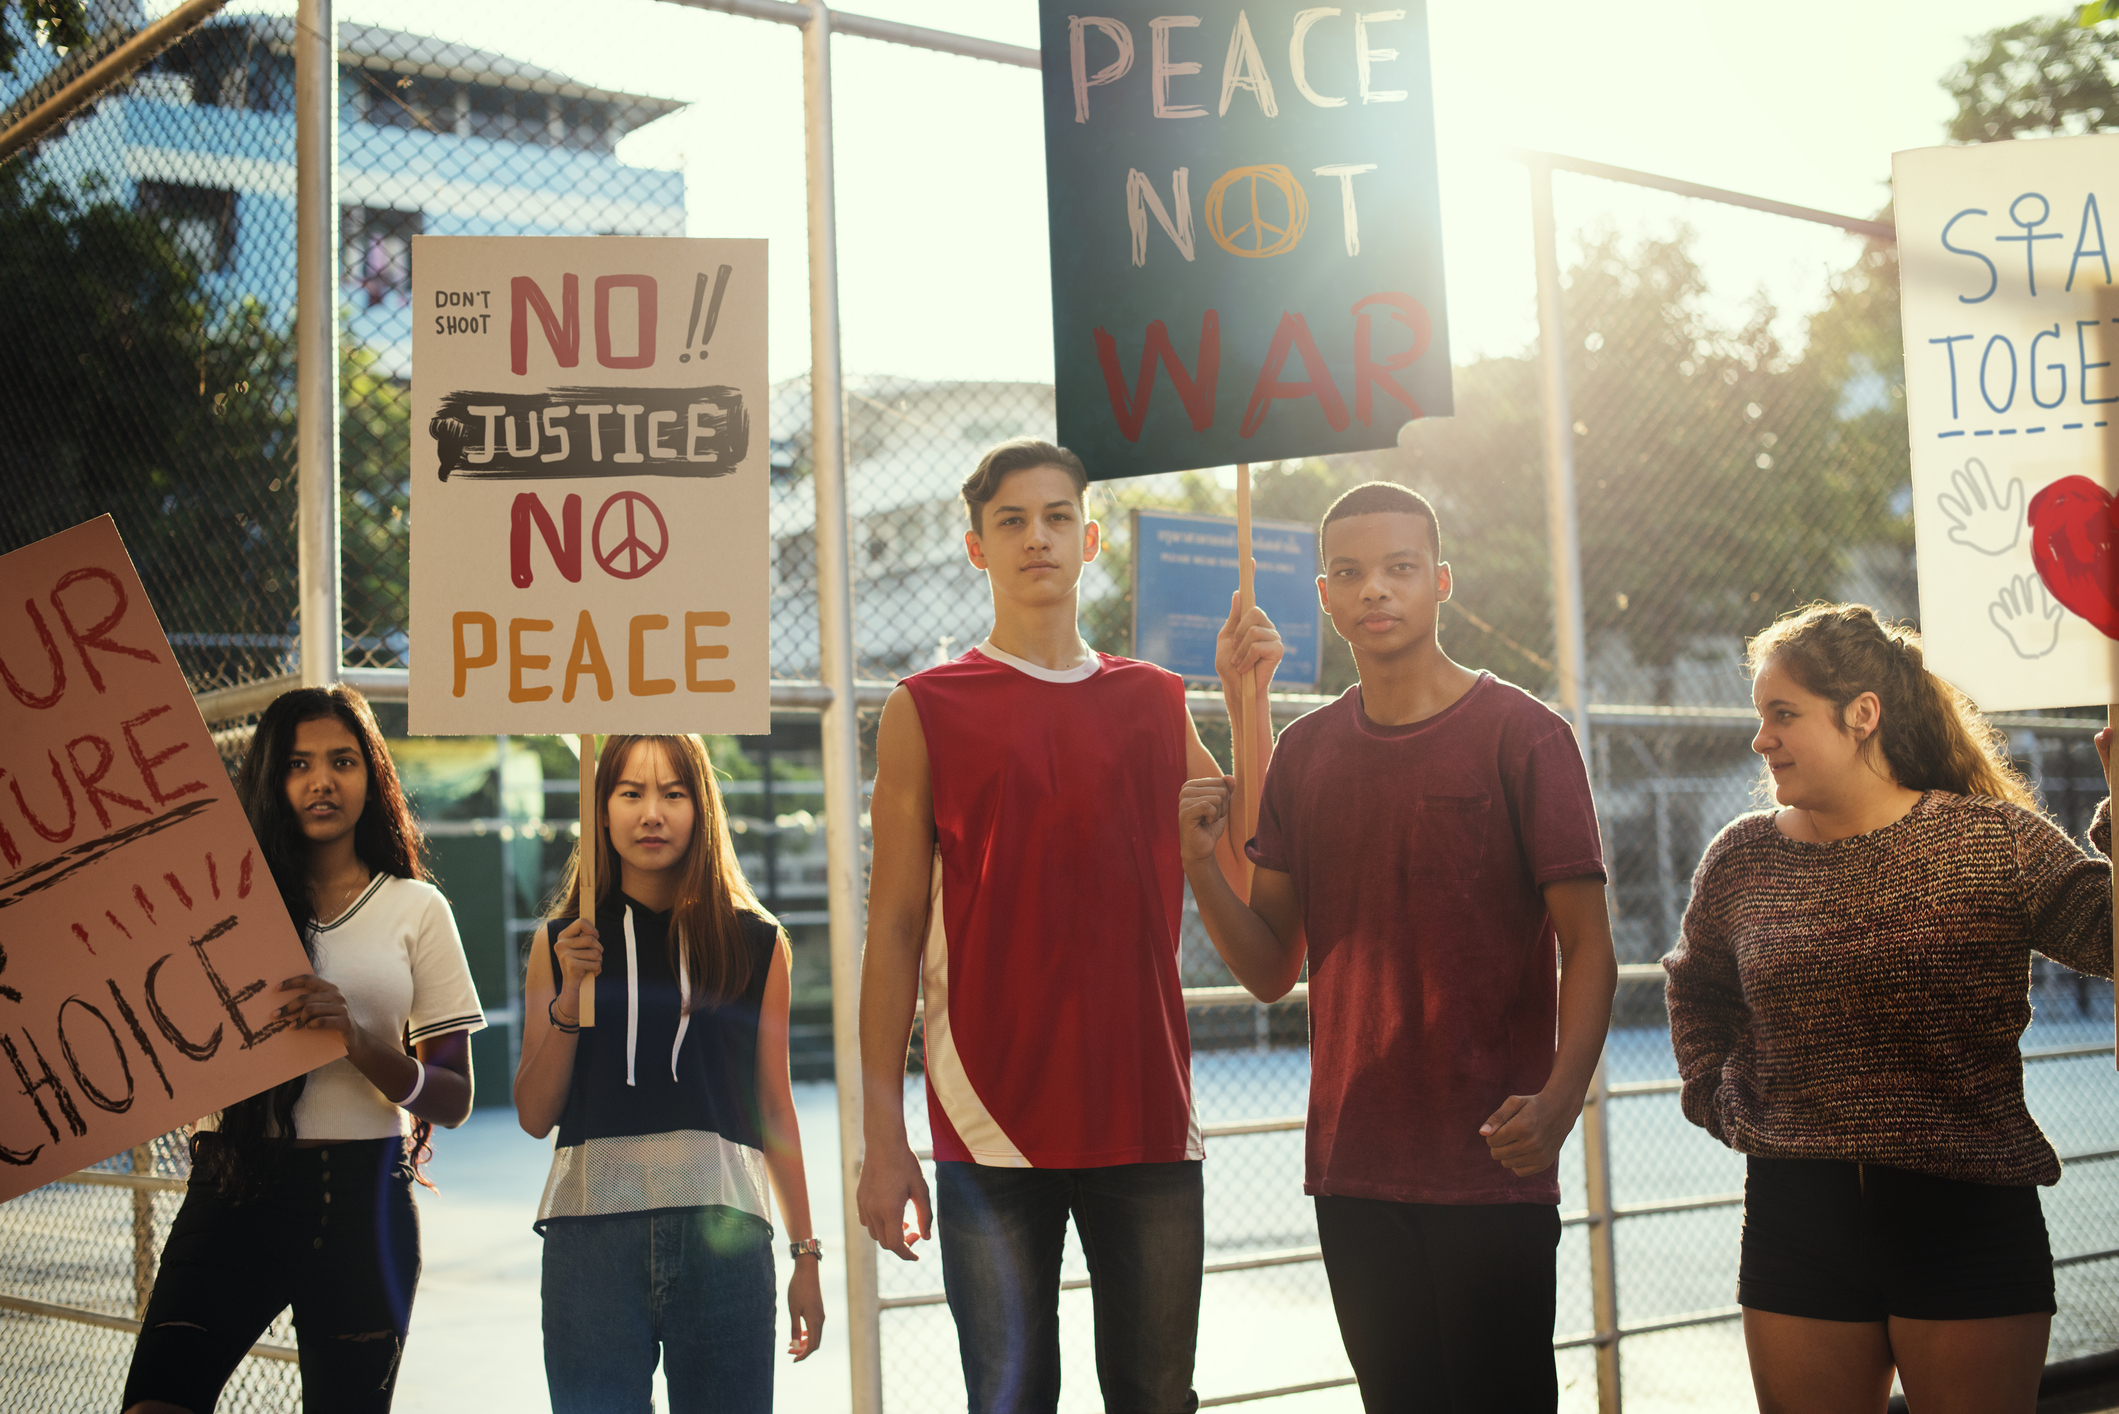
(0, 518, 340, 1203)
(1897, 135, 2119, 711)
(1039, 0, 1452, 479)
(1131, 509, 1320, 688)
(410, 237, 770, 735)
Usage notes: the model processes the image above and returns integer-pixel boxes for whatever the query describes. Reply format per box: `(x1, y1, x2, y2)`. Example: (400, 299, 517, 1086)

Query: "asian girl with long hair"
(514, 733, 823, 1413)
(123, 685, 485, 1414)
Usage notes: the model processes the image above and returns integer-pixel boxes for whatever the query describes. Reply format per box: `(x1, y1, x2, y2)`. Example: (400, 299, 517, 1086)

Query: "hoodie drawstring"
(671, 940, 691, 1082)
(623, 906, 640, 1087)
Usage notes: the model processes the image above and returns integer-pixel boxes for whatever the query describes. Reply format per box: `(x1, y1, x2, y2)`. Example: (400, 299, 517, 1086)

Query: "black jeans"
(124, 1136, 421, 1414)
(1315, 1195, 1560, 1413)
(936, 1159, 1203, 1414)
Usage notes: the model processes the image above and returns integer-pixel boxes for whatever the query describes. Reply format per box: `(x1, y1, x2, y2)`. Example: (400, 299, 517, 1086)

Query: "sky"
(156, 0, 2062, 382)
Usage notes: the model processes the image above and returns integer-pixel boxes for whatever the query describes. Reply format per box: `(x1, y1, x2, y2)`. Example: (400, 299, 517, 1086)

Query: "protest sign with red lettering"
(1039, 0, 1452, 479)
(409, 236, 769, 735)
(0, 517, 340, 1203)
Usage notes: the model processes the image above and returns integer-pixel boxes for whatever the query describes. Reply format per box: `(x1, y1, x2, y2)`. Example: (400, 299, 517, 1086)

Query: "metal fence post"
(130, 1142, 155, 1319)
(295, 0, 341, 689)
(1529, 151, 1621, 1412)
(803, 6, 882, 1411)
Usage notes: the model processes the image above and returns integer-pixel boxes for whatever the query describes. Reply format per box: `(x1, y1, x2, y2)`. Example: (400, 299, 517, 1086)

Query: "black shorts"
(1738, 1156, 2055, 1322)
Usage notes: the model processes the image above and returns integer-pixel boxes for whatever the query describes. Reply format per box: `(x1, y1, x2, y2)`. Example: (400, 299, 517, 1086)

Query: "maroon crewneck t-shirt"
(1247, 672, 1606, 1206)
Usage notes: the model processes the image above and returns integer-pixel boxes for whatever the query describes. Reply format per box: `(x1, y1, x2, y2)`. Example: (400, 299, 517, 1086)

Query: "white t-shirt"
(205, 874, 486, 1140)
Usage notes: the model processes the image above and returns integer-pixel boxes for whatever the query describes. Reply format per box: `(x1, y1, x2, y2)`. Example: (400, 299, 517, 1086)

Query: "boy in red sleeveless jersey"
(857, 439, 1281, 1413)
(1180, 482, 1616, 1413)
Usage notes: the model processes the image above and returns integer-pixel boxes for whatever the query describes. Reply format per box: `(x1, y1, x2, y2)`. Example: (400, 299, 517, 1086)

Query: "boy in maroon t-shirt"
(1180, 481, 1616, 1412)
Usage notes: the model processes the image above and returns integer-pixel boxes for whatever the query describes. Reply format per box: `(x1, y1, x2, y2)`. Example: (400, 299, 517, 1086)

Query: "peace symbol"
(592, 491, 669, 580)
(1204, 164, 1310, 260)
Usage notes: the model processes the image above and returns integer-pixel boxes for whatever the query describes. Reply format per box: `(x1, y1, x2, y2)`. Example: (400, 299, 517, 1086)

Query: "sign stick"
(1234, 464, 1258, 885)
(578, 734, 598, 1029)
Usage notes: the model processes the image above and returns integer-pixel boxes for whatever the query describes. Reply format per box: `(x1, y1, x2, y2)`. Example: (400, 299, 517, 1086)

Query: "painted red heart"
(2029, 475, 2119, 640)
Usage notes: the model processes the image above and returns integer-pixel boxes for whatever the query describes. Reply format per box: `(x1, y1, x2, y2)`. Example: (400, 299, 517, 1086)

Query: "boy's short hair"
(1319, 481, 1441, 565)
(961, 439, 1090, 533)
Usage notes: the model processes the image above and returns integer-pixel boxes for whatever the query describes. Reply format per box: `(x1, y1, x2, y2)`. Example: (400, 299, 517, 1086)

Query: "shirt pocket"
(1406, 791, 1492, 882)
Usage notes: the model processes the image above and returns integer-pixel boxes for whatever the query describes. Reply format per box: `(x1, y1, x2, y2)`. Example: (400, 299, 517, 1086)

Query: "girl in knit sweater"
(1665, 603, 2112, 1414)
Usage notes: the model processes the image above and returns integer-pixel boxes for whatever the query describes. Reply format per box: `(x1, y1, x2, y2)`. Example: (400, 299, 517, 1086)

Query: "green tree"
(1393, 224, 1909, 705)
(342, 347, 414, 664)
(0, 161, 301, 692)
(0, 158, 419, 687)
(1946, 12, 2119, 141)
(0, 0, 88, 76)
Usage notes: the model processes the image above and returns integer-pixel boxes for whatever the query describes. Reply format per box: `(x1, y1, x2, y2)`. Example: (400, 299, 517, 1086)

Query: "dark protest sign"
(0, 518, 339, 1202)
(1040, 1, 1452, 478)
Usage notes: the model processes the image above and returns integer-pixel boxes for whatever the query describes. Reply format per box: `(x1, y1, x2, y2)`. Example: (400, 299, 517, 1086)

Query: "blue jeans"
(936, 1160, 1203, 1414)
(541, 1207, 775, 1414)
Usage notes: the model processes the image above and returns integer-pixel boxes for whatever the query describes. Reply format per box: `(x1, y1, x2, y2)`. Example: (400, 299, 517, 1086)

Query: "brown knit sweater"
(1664, 791, 2113, 1187)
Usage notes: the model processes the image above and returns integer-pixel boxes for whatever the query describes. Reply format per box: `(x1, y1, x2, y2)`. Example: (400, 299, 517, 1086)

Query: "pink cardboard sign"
(0, 517, 340, 1203)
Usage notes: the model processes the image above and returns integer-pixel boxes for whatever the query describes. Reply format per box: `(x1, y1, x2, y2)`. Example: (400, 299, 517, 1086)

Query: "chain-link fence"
(0, 1131, 301, 1413)
(4, 5, 2116, 1412)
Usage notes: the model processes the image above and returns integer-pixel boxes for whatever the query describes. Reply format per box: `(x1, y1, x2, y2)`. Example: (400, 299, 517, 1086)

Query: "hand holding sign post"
(0, 518, 339, 1203)
(412, 237, 769, 1029)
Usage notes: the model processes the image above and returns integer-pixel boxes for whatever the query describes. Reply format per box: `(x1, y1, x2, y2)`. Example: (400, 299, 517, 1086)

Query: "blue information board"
(1131, 509, 1320, 690)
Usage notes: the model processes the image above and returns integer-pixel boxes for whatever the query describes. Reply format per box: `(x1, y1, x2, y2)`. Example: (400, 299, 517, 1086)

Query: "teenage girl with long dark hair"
(515, 733, 823, 1413)
(1665, 603, 2114, 1414)
(124, 685, 485, 1414)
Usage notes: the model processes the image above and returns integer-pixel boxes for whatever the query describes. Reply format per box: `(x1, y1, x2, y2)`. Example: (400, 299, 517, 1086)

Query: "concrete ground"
(395, 1080, 2118, 1414)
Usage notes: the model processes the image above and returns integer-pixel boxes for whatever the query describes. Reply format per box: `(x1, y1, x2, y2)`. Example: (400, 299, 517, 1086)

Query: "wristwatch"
(789, 1237, 824, 1261)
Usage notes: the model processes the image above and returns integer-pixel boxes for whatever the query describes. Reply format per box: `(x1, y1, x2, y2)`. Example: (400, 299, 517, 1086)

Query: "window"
(340, 206, 423, 308)
(469, 83, 549, 144)
(138, 182, 237, 273)
(363, 73, 457, 133)
(555, 95, 611, 153)
(153, 25, 292, 111)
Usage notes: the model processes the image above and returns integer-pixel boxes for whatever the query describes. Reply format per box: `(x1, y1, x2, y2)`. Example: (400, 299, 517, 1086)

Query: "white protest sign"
(410, 237, 769, 735)
(1898, 135, 2119, 711)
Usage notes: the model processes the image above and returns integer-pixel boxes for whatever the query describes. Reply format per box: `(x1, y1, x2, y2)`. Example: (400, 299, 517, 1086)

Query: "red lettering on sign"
(1240, 311, 1349, 438)
(594, 275, 658, 370)
(1351, 292, 1431, 425)
(511, 275, 581, 375)
(1093, 312, 1220, 442)
(510, 494, 582, 587)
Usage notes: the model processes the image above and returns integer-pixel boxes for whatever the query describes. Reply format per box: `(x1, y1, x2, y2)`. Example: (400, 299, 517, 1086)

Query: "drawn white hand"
(1989, 574, 2063, 659)
(1938, 458, 2024, 556)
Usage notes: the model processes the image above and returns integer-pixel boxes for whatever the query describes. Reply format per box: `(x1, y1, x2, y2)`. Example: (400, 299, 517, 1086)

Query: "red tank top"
(905, 643, 1200, 1168)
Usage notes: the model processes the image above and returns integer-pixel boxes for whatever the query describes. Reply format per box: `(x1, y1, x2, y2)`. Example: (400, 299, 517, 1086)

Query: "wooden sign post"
(1234, 463, 1259, 878)
(577, 734, 597, 1028)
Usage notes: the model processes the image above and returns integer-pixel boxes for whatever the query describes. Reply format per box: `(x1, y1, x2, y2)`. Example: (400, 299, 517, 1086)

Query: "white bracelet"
(396, 1062, 427, 1110)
